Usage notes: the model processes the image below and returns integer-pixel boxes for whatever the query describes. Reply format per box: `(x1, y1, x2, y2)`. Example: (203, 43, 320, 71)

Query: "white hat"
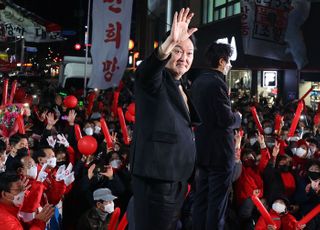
(93, 188, 117, 201)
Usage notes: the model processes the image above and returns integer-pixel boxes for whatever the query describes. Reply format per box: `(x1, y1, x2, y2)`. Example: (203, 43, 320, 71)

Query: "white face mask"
(47, 157, 57, 168)
(94, 126, 101, 134)
(27, 165, 38, 179)
(110, 159, 121, 169)
(104, 201, 114, 214)
(295, 147, 306, 158)
(249, 138, 257, 146)
(272, 202, 286, 214)
(13, 191, 25, 207)
(264, 127, 273, 135)
(84, 127, 94, 136)
(291, 148, 297, 155)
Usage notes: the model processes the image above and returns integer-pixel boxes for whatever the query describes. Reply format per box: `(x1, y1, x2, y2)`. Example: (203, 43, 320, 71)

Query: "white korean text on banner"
(240, 0, 310, 69)
(89, 0, 133, 89)
(0, 3, 63, 42)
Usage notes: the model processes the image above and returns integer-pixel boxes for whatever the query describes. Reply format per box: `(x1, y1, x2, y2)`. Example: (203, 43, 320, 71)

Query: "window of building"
(203, 0, 241, 24)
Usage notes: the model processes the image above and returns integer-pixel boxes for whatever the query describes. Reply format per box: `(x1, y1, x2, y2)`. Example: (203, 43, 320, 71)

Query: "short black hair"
(32, 149, 46, 163)
(9, 135, 21, 146)
(0, 172, 20, 193)
(205, 42, 233, 68)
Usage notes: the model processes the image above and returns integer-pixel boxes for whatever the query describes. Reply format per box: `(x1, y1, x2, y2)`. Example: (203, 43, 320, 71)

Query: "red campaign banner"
(287, 100, 304, 137)
(117, 107, 130, 145)
(251, 195, 276, 227)
(100, 117, 113, 149)
(250, 106, 264, 134)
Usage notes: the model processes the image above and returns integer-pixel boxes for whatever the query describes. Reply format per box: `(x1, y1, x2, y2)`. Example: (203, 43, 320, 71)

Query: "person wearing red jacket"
(235, 133, 271, 229)
(0, 171, 54, 230)
(255, 197, 305, 230)
(15, 156, 46, 223)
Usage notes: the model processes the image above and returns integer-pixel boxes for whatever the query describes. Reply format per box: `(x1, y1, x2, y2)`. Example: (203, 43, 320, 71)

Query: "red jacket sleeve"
(255, 216, 268, 230)
(45, 178, 66, 206)
(21, 180, 45, 213)
(67, 146, 76, 165)
(281, 213, 298, 230)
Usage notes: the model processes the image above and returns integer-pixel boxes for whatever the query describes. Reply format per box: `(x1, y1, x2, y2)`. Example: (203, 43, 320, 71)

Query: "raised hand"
(272, 141, 280, 158)
(67, 110, 77, 126)
(57, 134, 69, 147)
(35, 203, 55, 223)
(170, 8, 197, 44)
(88, 164, 96, 180)
(21, 176, 31, 191)
(37, 164, 48, 182)
(100, 165, 113, 179)
(46, 112, 59, 129)
(46, 136, 56, 148)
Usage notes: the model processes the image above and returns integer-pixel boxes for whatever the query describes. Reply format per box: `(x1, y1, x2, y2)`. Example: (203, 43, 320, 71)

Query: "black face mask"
(17, 147, 28, 158)
(308, 171, 320, 181)
(279, 165, 291, 172)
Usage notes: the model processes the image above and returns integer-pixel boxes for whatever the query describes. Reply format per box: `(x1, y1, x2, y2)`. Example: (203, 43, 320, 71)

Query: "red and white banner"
(240, 0, 310, 69)
(89, 0, 133, 89)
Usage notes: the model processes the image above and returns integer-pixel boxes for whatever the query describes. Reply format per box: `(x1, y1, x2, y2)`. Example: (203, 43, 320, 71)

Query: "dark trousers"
(192, 166, 232, 230)
(132, 176, 187, 230)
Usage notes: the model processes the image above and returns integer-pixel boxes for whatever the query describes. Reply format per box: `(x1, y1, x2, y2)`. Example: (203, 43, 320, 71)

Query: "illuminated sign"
(263, 71, 277, 87)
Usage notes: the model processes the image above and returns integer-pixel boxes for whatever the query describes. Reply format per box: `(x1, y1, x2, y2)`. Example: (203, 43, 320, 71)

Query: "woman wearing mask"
(292, 139, 309, 176)
(15, 156, 46, 224)
(235, 133, 271, 229)
(255, 197, 304, 230)
(263, 147, 297, 208)
(294, 161, 320, 229)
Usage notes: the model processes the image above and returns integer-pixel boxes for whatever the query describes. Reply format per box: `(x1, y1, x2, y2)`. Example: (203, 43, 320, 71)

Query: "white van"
(59, 56, 92, 89)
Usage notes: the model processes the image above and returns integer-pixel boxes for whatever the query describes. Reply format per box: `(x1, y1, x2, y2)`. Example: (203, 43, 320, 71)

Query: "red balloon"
(127, 102, 135, 115)
(63, 95, 78, 108)
(77, 136, 98, 156)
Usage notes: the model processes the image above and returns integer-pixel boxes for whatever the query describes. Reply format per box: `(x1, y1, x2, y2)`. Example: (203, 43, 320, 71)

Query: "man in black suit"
(130, 8, 201, 230)
(191, 42, 242, 230)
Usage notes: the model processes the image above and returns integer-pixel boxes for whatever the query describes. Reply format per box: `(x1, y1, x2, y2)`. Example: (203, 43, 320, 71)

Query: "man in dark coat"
(130, 7, 201, 230)
(191, 41, 242, 230)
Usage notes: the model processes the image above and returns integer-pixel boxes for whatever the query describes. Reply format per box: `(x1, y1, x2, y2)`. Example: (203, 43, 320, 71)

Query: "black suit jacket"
(130, 50, 201, 181)
(191, 69, 241, 171)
